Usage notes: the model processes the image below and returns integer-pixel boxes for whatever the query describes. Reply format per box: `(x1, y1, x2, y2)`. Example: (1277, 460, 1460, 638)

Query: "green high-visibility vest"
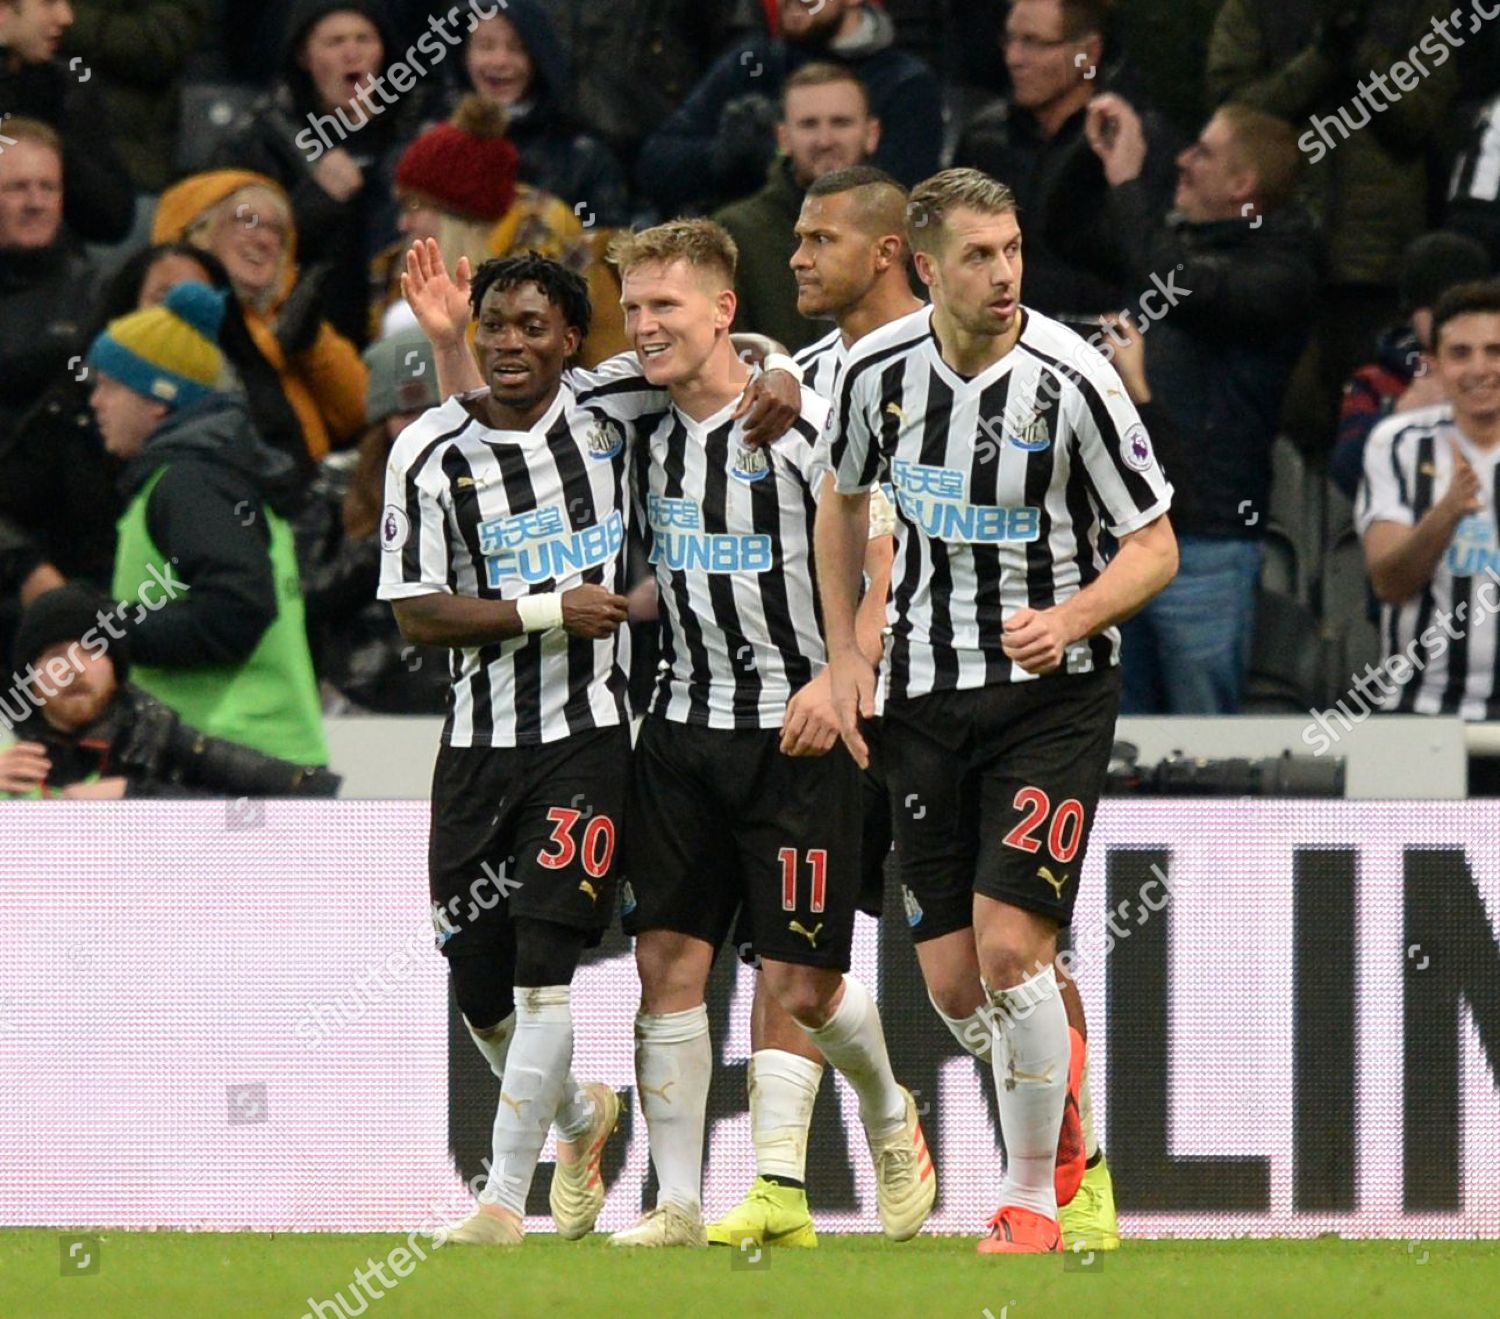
(112, 466, 328, 766)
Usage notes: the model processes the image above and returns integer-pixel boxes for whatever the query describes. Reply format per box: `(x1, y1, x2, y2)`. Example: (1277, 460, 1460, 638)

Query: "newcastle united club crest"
(731, 442, 770, 483)
(585, 416, 624, 460)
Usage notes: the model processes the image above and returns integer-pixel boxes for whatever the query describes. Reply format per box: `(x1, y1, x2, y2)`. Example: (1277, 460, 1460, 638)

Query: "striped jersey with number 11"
(378, 360, 664, 747)
(636, 388, 832, 730)
(825, 305, 1173, 700)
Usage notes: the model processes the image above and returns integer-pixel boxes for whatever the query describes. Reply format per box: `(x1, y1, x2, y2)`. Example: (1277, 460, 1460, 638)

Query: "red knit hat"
(395, 95, 521, 222)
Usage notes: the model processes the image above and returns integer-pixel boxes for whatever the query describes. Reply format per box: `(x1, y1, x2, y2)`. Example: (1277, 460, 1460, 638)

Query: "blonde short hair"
(0, 116, 62, 157)
(906, 168, 1018, 255)
(1216, 104, 1303, 216)
(609, 218, 738, 288)
(187, 185, 294, 312)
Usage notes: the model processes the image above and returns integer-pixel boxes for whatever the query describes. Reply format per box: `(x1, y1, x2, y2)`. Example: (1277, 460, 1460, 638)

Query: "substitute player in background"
(608, 220, 934, 1249)
(382, 253, 671, 1248)
(709, 164, 915, 1250)
(819, 169, 1177, 1253)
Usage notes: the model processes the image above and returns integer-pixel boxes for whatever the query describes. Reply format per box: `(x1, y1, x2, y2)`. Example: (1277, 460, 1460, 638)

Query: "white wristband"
(762, 352, 805, 384)
(517, 593, 565, 633)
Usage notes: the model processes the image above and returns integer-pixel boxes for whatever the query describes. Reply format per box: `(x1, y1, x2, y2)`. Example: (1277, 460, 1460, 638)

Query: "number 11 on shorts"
(779, 848, 828, 913)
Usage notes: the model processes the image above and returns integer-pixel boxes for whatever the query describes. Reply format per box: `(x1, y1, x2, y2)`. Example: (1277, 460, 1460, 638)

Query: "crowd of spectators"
(4, 0, 1500, 793)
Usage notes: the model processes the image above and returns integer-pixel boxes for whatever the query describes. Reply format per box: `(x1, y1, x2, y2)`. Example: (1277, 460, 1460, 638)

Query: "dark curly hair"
(468, 250, 593, 340)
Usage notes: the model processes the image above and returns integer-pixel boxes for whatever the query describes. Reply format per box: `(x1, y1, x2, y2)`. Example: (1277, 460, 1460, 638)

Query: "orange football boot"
(977, 1204, 1063, 1254)
(1054, 1025, 1087, 1206)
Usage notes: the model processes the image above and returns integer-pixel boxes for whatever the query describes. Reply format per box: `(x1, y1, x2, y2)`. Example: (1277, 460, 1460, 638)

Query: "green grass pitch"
(5, 1231, 1499, 1319)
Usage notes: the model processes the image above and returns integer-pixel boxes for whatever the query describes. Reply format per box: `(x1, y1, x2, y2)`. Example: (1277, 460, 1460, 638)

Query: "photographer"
(0, 585, 339, 799)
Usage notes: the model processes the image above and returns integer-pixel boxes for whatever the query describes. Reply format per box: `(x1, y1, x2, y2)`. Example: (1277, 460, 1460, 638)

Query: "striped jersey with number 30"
(378, 363, 664, 747)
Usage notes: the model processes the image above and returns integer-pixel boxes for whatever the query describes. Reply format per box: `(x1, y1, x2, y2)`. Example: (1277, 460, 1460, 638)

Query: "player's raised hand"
(0, 741, 51, 795)
(827, 649, 875, 769)
(1002, 606, 1073, 675)
(402, 238, 473, 350)
(1440, 438, 1483, 517)
(780, 670, 840, 757)
(733, 367, 802, 450)
(560, 584, 630, 639)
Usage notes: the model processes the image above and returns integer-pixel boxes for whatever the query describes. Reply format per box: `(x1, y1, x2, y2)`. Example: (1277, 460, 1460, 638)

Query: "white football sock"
(465, 1011, 516, 1079)
(929, 993, 994, 1063)
(804, 975, 907, 1140)
(1079, 1051, 1099, 1161)
(554, 1077, 597, 1145)
(988, 965, 1068, 1219)
(635, 1006, 711, 1216)
(748, 1049, 823, 1182)
(467, 1009, 594, 1144)
(481, 986, 573, 1216)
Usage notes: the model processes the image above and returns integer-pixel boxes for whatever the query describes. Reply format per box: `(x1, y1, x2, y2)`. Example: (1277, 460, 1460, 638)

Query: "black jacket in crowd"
(1044, 153, 1322, 539)
(0, 514, 41, 601)
(0, 45, 135, 243)
(215, 0, 430, 346)
(0, 375, 120, 590)
(546, 0, 743, 165)
(450, 0, 630, 227)
(0, 240, 95, 443)
(954, 99, 1181, 318)
(12, 683, 339, 798)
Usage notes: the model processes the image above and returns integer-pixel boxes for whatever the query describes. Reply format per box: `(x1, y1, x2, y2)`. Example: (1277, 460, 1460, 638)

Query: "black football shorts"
(427, 726, 629, 956)
(623, 716, 862, 970)
(881, 668, 1120, 940)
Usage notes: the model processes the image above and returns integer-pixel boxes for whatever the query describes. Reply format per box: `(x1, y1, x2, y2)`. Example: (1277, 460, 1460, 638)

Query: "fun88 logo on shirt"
(646, 494, 773, 574)
(891, 460, 1040, 544)
(479, 506, 625, 587)
(1446, 513, 1500, 578)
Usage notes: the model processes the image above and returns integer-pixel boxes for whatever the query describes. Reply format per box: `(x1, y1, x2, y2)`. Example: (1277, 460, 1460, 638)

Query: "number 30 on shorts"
(1001, 787, 1084, 864)
(538, 807, 617, 877)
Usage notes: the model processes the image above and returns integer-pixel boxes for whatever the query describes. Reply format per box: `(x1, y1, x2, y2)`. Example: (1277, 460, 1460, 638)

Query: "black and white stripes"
(636, 390, 832, 730)
(1358, 404, 1500, 719)
(825, 305, 1174, 700)
(378, 368, 662, 747)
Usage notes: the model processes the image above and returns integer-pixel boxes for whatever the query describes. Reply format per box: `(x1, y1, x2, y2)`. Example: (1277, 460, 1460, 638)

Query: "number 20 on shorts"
(1002, 787, 1084, 863)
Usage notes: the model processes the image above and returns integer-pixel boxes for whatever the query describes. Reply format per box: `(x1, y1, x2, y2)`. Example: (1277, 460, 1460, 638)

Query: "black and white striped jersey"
(795, 327, 847, 398)
(1357, 404, 1500, 719)
(378, 361, 665, 747)
(1449, 97, 1500, 208)
(797, 322, 902, 537)
(636, 388, 832, 730)
(825, 305, 1173, 700)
